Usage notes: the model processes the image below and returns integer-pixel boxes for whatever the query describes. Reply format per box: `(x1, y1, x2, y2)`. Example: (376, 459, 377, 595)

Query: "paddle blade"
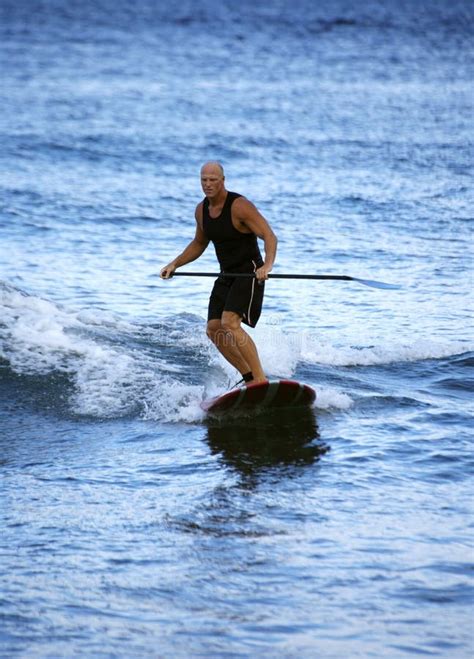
(353, 277, 400, 290)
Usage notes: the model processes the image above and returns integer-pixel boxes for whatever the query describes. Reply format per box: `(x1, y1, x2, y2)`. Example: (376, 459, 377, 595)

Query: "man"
(161, 161, 277, 385)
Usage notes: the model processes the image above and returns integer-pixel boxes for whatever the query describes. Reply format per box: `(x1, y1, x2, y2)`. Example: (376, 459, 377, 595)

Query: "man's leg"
(220, 311, 266, 383)
(207, 319, 252, 376)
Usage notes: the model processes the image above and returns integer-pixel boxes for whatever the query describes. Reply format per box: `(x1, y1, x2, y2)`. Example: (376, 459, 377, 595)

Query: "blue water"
(1, 0, 473, 656)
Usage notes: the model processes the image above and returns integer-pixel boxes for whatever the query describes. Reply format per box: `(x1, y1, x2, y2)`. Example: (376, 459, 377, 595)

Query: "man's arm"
(233, 197, 278, 281)
(161, 204, 209, 278)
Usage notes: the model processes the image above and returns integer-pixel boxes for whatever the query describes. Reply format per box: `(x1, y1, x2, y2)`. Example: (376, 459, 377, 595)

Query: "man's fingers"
(160, 266, 175, 279)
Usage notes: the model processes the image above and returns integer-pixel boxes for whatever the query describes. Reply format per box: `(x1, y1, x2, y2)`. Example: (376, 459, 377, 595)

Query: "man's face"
(201, 167, 224, 198)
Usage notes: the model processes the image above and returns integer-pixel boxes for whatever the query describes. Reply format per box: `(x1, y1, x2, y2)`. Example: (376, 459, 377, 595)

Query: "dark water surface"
(1, 0, 473, 656)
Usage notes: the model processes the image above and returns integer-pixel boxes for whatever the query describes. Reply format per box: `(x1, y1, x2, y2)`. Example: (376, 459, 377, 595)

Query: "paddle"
(168, 271, 399, 290)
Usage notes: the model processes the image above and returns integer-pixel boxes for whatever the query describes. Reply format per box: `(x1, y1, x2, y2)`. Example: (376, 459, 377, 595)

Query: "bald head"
(201, 161, 225, 178)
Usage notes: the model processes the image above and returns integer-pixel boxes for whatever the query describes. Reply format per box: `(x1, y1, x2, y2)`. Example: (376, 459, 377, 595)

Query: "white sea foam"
(2, 285, 470, 422)
(141, 380, 206, 424)
(301, 333, 473, 367)
(1, 285, 213, 421)
(313, 387, 353, 410)
(249, 322, 472, 371)
(252, 323, 301, 377)
(1, 285, 150, 417)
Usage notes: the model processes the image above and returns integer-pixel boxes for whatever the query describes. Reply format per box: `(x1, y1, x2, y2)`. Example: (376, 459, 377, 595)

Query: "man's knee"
(221, 311, 241, 332)
(206, 320, 222, 342)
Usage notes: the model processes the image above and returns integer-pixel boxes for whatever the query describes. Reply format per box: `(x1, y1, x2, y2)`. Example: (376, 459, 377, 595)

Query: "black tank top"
(202, 191, 263, 272)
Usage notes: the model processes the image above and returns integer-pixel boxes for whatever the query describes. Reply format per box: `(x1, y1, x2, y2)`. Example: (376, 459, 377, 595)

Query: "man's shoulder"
(229, 191, 246, 201)
(231, 194, 254, 214)
(195, 200, 204, 223)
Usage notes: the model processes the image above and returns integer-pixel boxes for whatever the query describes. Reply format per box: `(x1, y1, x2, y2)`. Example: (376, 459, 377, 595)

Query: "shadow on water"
(205, 407, 329, 479)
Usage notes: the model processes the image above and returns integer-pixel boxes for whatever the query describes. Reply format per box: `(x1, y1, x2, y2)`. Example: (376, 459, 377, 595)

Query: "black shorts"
(208, 273, 265, 328)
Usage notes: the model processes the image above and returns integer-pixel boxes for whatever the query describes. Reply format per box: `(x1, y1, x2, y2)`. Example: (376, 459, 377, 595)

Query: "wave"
(248, 321, 473, 370)
(1, 282, 470, 421)
(0, 283, 223, 422)
(300, 335, 473, 368)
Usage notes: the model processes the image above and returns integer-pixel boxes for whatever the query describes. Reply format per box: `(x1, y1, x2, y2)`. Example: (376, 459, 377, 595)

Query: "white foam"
(301, 334, 473, 367)
(2, 284, 469, 422)
(1, 285, 150, 417)
(0, 284, 213, 421)
(141, 380, 206, 424)
(2, 287, 86, 374)
(252, 323, 301, 377)
(314, 386, 353, 410)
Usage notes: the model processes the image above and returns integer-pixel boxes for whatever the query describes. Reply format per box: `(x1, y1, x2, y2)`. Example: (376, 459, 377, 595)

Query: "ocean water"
(1, 0, 473, 656)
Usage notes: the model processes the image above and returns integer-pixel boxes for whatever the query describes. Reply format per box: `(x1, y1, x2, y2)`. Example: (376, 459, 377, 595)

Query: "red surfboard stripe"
(242, 381, 270, 406)
(274, 380, 300, 405)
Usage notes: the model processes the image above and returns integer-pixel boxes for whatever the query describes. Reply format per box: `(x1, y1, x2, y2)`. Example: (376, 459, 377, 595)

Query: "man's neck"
(208, 188, 227, 208)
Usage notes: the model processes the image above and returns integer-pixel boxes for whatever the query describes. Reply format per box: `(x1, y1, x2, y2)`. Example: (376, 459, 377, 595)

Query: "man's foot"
(232, 372, 267, 388)
(246, 376, 268, 385)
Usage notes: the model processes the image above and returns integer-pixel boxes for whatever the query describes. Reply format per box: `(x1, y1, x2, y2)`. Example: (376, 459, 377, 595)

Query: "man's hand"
(160, 263, 177, 279)
(255, 265, 271, 282)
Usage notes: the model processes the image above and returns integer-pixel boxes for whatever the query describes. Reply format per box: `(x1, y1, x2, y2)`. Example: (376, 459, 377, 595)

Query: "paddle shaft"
(172, 272, 350, 281)
(168, 271, 399, 289)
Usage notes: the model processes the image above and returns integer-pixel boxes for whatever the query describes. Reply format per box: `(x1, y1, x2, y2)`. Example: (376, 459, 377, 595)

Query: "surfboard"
(201, 379, 316, 415)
